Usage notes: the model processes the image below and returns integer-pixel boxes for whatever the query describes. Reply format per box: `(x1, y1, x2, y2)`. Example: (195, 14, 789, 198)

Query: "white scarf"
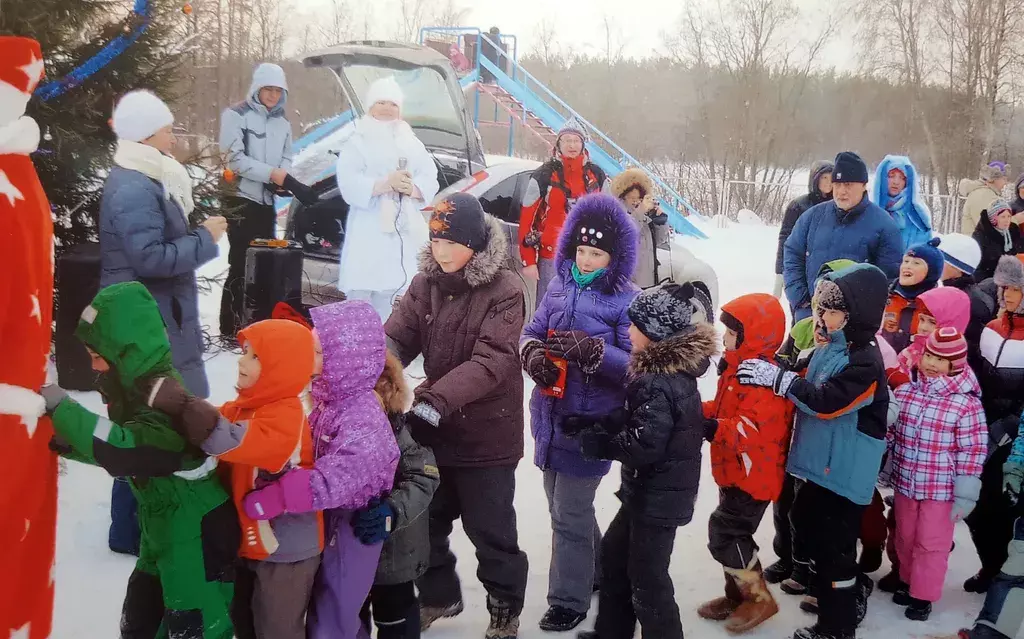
(113, 139, 195, 218)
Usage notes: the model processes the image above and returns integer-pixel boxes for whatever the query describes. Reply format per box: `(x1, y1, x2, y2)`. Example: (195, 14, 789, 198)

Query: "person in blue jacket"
(870, 155, 934, 252)
(783, 151, 903, 322)
(736, 263, 890, 639)
(100, 90, 227, 555)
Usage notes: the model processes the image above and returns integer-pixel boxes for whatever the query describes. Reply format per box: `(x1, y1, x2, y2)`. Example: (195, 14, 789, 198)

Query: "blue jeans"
(109, 478, 140, 555)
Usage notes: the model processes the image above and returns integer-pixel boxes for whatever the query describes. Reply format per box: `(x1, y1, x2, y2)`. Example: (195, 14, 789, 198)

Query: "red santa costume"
(0, 37, 57, 639)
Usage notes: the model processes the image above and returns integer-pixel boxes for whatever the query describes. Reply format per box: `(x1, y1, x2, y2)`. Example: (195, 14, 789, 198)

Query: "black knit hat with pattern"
(628, 282, 704, 342)
(428, 192, 488, 251)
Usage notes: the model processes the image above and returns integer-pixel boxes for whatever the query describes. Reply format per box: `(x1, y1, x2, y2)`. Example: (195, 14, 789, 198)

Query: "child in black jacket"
(572, 283, 718, 639)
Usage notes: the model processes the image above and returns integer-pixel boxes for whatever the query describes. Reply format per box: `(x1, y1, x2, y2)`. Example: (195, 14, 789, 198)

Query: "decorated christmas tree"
(1, 0, 200, 251)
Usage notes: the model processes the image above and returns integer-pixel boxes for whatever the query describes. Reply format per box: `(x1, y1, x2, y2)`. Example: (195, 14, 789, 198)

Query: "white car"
(284, 41, 718, 313)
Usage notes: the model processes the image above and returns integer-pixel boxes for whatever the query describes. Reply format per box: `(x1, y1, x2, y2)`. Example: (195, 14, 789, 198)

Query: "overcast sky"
(298, 0, 857, 71)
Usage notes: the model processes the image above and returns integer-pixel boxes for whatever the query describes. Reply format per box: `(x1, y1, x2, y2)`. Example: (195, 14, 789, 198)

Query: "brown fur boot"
(698, 571, 743, 620)
(724, 564, 779, 634)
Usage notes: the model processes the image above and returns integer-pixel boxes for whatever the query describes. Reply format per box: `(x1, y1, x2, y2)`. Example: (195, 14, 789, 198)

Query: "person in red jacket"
(699, 293, 794, 634)
(0, 36, 58, 639)
(518, 116, 607, 298)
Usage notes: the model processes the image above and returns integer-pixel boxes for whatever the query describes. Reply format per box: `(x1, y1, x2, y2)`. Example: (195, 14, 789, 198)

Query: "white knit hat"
(112, 90, 174, 142)
(364, 77, 404, 111)
(939, 233, 982, 276)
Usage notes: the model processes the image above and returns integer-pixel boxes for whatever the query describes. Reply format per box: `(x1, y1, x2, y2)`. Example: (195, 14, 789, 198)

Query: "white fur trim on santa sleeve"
(0, 383, 46, 437)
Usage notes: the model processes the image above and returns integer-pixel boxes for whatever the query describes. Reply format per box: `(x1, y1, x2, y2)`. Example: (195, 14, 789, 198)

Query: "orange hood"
(226, 319, 315, 411)
(721, 293, 787, 367)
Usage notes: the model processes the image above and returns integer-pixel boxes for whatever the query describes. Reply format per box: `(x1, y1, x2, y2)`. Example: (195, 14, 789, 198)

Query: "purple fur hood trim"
(556, 192, 639, 294)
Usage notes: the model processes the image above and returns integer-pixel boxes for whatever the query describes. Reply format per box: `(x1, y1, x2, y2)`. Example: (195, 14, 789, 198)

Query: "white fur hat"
(939, 233, 982, 276)
(112, 90, 174, 142)
(364, 77, 404, 111)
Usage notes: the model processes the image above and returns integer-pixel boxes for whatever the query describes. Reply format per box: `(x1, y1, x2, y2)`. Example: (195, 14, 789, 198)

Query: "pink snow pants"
(893, 493, 956, 602)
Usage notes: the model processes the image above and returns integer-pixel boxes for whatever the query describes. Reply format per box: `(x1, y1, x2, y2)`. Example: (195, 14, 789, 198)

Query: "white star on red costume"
(30, 293, 41, 324)
(19, 54, 45, 89)
(0, 170, 25, 206)
(11, 623, 30, 639)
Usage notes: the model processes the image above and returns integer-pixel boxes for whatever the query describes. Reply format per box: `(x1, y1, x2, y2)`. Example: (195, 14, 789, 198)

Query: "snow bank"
(737, 208, 763, 225)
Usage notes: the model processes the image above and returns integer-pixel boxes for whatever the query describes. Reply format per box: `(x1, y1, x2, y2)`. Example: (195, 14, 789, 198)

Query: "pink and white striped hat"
(925, 326, 969, 375)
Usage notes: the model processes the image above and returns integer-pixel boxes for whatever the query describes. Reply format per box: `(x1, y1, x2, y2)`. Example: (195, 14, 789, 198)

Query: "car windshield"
(342, 63, 465, 151)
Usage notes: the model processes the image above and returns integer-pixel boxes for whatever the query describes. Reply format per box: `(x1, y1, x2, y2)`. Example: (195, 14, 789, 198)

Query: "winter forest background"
(6, 0, 1024, 246)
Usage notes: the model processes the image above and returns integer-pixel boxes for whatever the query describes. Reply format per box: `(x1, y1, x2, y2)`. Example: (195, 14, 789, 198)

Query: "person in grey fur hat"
(572, 281, 719, 639)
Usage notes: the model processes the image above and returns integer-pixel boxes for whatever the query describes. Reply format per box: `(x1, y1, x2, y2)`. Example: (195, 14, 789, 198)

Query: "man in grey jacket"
(218, 62, 294, 338)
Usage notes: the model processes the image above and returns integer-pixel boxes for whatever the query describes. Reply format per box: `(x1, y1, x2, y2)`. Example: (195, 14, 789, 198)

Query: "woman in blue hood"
(871, 155, 934, 252)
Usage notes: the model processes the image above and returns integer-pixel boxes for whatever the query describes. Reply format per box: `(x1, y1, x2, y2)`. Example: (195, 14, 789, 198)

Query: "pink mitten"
(243, 469, 314, 520)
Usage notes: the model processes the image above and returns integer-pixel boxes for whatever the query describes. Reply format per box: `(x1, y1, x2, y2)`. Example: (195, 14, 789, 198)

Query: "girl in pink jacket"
(887, 327, 987, 621)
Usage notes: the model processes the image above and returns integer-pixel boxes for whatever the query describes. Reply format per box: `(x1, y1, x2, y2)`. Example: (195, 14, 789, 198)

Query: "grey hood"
(246, 63, 289, 116)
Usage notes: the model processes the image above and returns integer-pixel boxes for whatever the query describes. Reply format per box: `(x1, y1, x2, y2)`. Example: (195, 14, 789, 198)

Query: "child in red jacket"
(699, 293, 794, 634)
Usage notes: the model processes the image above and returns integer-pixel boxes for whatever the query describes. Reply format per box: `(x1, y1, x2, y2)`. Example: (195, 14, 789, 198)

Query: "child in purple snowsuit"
(242, 300, 400, 639)
(520, 192, 639, 632)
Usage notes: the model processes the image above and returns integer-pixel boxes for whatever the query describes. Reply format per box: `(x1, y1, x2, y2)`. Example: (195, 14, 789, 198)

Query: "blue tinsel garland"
(34, 0, 151, 102)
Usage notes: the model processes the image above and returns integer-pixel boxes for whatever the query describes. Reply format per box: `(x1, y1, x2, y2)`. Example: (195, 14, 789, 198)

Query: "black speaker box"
(243, 241, 304, 327)
(55, 242, 101, 391)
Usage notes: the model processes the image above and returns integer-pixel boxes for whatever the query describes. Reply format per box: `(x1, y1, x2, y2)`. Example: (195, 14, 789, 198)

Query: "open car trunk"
(302, 41, 485, 181)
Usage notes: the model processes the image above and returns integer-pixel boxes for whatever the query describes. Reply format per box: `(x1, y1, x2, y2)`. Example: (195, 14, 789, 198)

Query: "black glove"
(547, 330, 605, 374)
(406, 402, 441, 429)
(49, 435, 73, 455)
(562, 407, 628, 438)
(648, 208, 668, 226)
(703, 417, 719, 442)
(281, 174, 320, 207)
(561, 415, 600, 437)
(522, 341, 560, 388)
(579, 428, 613, 460)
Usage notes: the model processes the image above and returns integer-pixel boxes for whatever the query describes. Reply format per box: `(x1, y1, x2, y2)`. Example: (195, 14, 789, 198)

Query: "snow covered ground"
(53, 222, 1000, 638)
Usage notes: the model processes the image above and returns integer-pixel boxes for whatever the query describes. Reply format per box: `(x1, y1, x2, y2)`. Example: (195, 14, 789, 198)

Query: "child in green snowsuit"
(43, 282, 239, 639)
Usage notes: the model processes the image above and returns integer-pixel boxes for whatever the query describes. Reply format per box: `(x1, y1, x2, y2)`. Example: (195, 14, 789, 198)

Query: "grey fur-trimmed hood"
(629, 322, 719, 377)
(417, 214, 510, 289)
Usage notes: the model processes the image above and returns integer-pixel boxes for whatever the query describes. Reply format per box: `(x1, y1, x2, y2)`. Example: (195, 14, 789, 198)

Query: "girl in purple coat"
(242, 300, 400, 639)
(520, 192, 640, 632)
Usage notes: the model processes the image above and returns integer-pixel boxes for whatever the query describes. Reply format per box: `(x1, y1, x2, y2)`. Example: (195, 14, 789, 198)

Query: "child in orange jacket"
(699, 293, 794, 634)
(147, 319, 321, 639)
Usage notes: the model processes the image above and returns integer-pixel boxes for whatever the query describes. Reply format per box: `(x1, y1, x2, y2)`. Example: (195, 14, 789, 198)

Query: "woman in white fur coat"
(335, 77, 440, 319)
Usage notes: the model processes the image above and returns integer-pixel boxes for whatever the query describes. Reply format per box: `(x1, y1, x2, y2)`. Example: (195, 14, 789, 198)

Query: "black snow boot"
(781, 561, 811, 596)
(964, 570, 995, 594)
(486, 596, 520, 639)
(792, 624, 855, 639)
(878, 570, 907, 593)
(539, 606, 586, 632)
(799, 596, 819, 615)
(376, 603, 421, 639)
(892, 587, 912, 607)
(576, 633, 599, 639)
(764, 558, 792, 584)
(905, 597, 932, 621)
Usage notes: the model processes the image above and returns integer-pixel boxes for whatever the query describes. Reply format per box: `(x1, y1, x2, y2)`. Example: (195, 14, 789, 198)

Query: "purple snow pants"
(307, 510, 383, 639)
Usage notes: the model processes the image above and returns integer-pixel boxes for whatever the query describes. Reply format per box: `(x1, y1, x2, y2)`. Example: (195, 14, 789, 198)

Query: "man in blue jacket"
(783, 152, 903, 321)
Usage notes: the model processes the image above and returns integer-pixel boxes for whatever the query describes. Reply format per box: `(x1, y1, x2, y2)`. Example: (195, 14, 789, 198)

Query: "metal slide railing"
(421, 27, 706, 237)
